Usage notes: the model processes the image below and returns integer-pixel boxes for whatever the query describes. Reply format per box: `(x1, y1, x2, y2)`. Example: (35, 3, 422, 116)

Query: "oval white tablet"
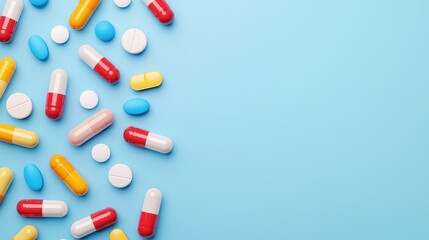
(6, 93, 33, 119)
(92, 143, 111, 162)
(108, 164, 132, 188)
(51, 25, 69, 44)
(80, 90, 98, 109)
(114, 0, 131, 8)
(121, 28, 147, 54)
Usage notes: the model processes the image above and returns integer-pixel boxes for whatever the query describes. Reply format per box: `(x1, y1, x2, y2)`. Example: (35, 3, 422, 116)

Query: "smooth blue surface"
(1, 0, 429, 239)
(123, 98, 150, 115)
(23, 163, 44, 191)
(95, 20, 115, 42)
(29, 0, 48, 9)
(28, 35, 49, 61)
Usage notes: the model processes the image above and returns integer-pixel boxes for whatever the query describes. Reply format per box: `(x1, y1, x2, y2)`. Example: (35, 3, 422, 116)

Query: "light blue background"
(1, 0, 429, 239)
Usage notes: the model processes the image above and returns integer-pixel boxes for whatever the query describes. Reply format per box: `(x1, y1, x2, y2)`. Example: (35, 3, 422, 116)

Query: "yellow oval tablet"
(110, 228, 129, 240)
(12, 225, 38, 240)
(130, 71, 162, 91)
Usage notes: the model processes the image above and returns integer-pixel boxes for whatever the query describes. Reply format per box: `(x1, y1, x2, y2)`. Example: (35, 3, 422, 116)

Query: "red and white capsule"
(0, 0, 23, 43)
(71, 207, 117, 238)
(45, 69, 68, 120)
(78, 44, 120, 84)
(123, 126, 173, 154)
(143, 0, 174, 25)
(17, 199, 68, 217)
(138, 188, 162, 238)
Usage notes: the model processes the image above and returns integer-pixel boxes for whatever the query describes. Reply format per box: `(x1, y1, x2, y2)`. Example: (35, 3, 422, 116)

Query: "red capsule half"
(45, 69, 68, 120)
(0, 0, 22, 43)
(143, 0, 174, 24)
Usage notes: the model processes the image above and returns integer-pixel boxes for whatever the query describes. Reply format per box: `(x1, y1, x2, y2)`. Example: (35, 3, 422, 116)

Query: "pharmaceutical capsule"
(143, 0, 174, 24)
(0, 0, 23, 43)
(45, 69, 68, 120)
(68, 109, 114, 146)
(79, 44, 120, 83)
(69, 0, 101, 30)
(12, 225, 38, 240)
(130, 71, 162, 91)
(138, 188, 162, 238)
(123, 126, 173, 154)
(0, 167, 13, 204)
(110, 229, 128, 240)
(50, 154, 88, 196)
(71, 207, 117, 238)
(0, 124, 39, 148)
(17, 200, 68, 217)
(0, 57, 16, 98)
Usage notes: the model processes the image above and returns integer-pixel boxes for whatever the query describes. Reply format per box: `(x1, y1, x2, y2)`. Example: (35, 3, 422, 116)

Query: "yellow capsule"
(12, 225, 38, 240)
(69, 0, 101, 30)
(0, 124, 39, 148)
(50, 154, 88, 196)
(110, 228, 129, 240)
(0, 57, 16, 99)
(130, 71, 163, 91)
(0, 167, 13, 204)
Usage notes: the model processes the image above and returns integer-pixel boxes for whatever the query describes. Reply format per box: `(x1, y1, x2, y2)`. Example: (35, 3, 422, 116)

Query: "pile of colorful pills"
(0, 0, 176, 238)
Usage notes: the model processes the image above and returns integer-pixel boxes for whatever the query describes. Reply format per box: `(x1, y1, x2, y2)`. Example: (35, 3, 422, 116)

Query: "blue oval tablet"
(95, 21, 115, 42)
(30, 0, 48, 8)
(28, 35, 49, 61)
(24, 163, 44, 191)
(123, 98, 150, 115)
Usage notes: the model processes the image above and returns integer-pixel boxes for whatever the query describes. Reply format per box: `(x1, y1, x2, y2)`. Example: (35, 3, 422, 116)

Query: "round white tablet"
(80, 90, 98, 109)
(121, 28, 147, 54)
(92, 143, 111, 162)
(51, 25, 69, 44)
(108, 164, 132, 188)
(114, 0, 131, 8)
(6, 93, 33, 119)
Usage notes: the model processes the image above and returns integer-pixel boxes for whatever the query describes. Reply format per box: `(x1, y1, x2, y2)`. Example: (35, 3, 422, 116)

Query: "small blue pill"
(29, 0, 48, 8)
(28, 35, 49, 61)
(123, 98, 150, 115)
(24, 163, 44, 191)
(95, 21, 115, 42)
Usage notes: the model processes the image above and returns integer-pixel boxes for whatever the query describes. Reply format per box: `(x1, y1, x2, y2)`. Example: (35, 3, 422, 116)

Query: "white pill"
(92, 143, 111, 162)
(108, 164, 132, 188)
(6, 93, 33, 119)
(80, 90, 98, 109)
(51, 25, 69, 44)
(121, 28, 147, 54)
(114, 0, 131, 8)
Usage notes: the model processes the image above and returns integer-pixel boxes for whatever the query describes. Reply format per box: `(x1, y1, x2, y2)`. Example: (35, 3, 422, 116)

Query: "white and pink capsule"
(78, 44, 120, 84)
(45, 69, 68, 120)
(138, 188, 162, 238)
(123, 126, 173, 154)
(0, 0, 23, 43)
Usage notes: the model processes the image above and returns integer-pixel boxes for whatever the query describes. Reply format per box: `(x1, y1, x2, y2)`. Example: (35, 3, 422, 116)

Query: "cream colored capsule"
(0, 167, 13, 204)
(130, 71, 162, 91)
(12, 225, 38, 240)
(0, 123, 38, 148)
(110, 228, 128, 240)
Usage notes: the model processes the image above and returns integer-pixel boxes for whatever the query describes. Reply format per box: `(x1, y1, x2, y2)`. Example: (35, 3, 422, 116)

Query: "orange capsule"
(69, 0, 101, 30)
(50, 154, 88, 196)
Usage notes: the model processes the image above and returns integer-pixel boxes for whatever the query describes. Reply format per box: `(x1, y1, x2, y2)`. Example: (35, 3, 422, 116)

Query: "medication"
(110, 228, 128, 240)
(71, 207, 117, 238)
(23, 163, 43, 191)
(45, 69, 68, 120)
(51, 25, 69, 44)
(143, 0, 174, 24)
(0, 167, 13, 204)
(95, 20, 115, 42)
(28, 35, 49, 61)
(108, 164, 132, 188)
(50, 154, 88, 196)
(17, 200, 68, 217)
(0, 124, 39, 148)
(79, 44, 120, 83)
(68, 109, 114, 146)
(80, 90, 98, 109)
(29, 0, 48, 8)
(123, 126, 173, 154)
(69, 0, 101, 30)
(113, 0, 131, 8)
(12, 225, 38, 240)
(91, 143, 110, 162)
(0, 0, 23, 43)
(123, 98, 150, 115)
(0, 57, 16, 98)
(130, 71, 162, 91)
(121, 28, 147, 54)
(6, 93, 33, 119)
(138, 188, 162, 238)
